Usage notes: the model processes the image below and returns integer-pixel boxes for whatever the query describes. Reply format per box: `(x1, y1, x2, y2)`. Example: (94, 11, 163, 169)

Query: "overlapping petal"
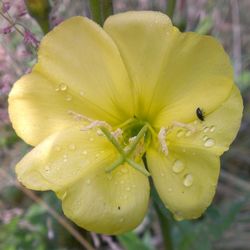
(147, 145, 219, 220)
(166, 86, 243, 156)
(9, 16, 134, 146)
(104, 11, 233, 123)
(16, 126, 150, 234)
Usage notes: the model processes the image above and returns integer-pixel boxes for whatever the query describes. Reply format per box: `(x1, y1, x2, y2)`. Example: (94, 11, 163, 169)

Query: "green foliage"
(118, 232, 154, 250)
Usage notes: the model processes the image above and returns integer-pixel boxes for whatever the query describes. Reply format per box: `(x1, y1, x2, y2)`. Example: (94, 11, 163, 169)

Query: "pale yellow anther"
(81, 120, 112, 131)
(172, 121, 196, 133)
(158, 127, 168, 156)
(111, 128, 123, 139)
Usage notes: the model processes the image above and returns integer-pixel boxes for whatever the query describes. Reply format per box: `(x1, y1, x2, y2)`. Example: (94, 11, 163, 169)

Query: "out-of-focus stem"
(166, 0, 176, 19)
(89, 0, 102, 25)
(101, 0, 113, 22)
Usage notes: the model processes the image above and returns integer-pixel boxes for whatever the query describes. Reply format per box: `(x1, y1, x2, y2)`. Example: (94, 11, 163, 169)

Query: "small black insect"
(118, 206, 121, 210)
(196, 107, 205, 121)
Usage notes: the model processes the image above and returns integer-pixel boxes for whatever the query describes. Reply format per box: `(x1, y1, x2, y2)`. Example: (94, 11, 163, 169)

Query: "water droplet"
(69, 144, 76, 150)
(86, 179, 91, 185)
(96, 129, 103, 136)
(185, 130, 192, 137)
(203, 135, 208, 141)
(59, 83, 67, 91)
(63, 154, 68, 162)
(203, 127, 209, 133)
(183, 174, 193, 187)
(204, 138, 215, 148)
(172, 160, 185, 173)
(210, 125, 215, 132)
(65, 95, 72, 101)
(177, 130, 184, 138)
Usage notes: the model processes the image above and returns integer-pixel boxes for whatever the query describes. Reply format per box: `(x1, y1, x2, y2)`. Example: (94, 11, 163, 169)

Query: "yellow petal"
(16, 126, 150, 234)
(60, 162, 149, 235)
(104, 11, 233, 123)
(167, 85, 243, 156)
(16, 126, 118, 191)
(9, 16, 134, 146)
(147, 145, 219, 220)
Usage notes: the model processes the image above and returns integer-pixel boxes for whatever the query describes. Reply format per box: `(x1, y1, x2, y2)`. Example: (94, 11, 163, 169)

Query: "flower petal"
(60, 162, 149, 235)
(16, 126, 150, 234)
(16, 126, 117, 191)
(9, 16, 134, 146)
(147, 145, 219, 220)
(104, 11, 233, 123)
(167, 86, 243, 156)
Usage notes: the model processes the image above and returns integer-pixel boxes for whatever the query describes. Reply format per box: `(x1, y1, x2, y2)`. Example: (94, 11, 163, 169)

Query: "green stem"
(147, 160, 174, 250)
(89, 0, 102, 25)
(101, 0, 113, 22)
(166, 0, 176, 19)
(155, 204, 174, 250)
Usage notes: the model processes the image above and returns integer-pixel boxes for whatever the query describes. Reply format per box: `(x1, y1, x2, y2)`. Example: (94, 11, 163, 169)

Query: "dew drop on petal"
(177, 130, 184, 138)
(203, 127, 209, 133)
(183, 174, 193, 187)
(172, 160, 185, 173)
(82, 150, 87, 155)
(65, 95, 72, 101)
(203, 135, 208, 141)
(59, 83, 68, 91)
(63, 154, 68, 162)
(210, 125, 216, 132)
(185, 130, 192, 137)
(204, 138, 215, 148)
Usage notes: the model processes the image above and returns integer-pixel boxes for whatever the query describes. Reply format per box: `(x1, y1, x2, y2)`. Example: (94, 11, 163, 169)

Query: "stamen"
(81, 120, 112, 131)
(172, 121, 196, 132)
(111, 128, 123, 140)
(68, 110, 93, 122)
(158, 127, 168, 156)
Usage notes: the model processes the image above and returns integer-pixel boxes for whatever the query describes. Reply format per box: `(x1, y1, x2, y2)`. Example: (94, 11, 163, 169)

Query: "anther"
(158, 127, 168, 156)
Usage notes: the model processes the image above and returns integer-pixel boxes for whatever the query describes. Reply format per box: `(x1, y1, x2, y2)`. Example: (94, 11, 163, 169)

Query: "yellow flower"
(8, 11, 243, 234)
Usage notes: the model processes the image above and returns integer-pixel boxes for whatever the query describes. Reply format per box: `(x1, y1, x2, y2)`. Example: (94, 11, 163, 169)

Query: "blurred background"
(0, 0, 249, 249)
